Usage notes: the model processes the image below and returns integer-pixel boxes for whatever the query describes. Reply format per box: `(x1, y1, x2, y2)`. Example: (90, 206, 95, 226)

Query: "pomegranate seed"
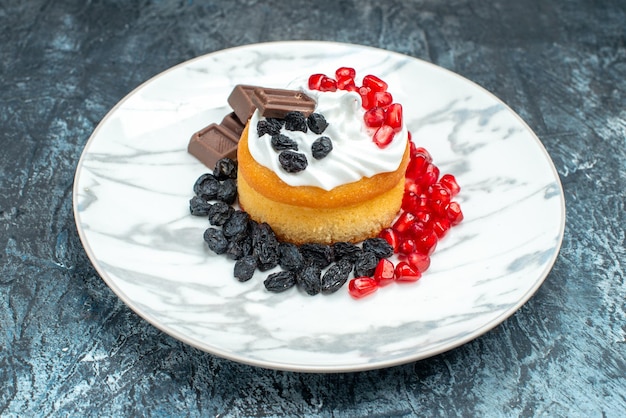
(319, 76, 337, 92)
(407, 253, 431, 273)
(404, 179, 421, 195)
(431, 217, 451, 238)
(362, 74, 388, 92)
(395, 261, 422, 282)
(373, 125, 395, 148)
(406, 155, 429, 179)
(414, 210, 432, 225)
(399, 238, 416, 255)
(379, 228, 400, 252)
(374, 259, 396, 286)
(412, 146, 433, 162)
(446, 201, 464, 225)
(363, 107, 386, 128)
(415, 231, 438, 256)
(418, 163, 440, 188)
(348, 277, 378, 298)
(373, 91, 393, 108)
(359, 86, 373, 109)
(439, 174, 461, 196)
(335, 67, 356, 79)
(393, 211, 415, 234)
(337, 77, 356, 90)
(308, 74, 325, 90)
(344, 84, 359, 92)
(385, 103, 403, 131)
(407, 220, 431, 240)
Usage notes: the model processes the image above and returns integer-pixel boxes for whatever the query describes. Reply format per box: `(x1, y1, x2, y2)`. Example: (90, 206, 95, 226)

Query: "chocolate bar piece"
(251, 88, 316, 118)
(220, 112, 245, 137)
(227, 85, 258, 123)
(188, 123, 239, 169)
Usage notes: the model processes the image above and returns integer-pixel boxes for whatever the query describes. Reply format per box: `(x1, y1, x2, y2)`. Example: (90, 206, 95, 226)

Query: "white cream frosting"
(247, 84, 408, 191)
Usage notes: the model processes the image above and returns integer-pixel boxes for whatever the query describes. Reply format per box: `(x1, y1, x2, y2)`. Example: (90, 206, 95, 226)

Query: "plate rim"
(72, 40, 566, 373)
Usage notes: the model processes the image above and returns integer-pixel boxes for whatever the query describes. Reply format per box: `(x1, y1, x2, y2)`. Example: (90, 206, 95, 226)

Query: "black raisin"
(363, 238, 394, 260)
(278, 242, 305, 272)
(332, 241, 362, 263)
(213, 158, 237, 180)
(278, 151, 308, 173)
(353, 250, 378, 277)
(203, 228, 228, 254)
(264, 271, 297, 293)
(251, 222, 280, 271)
(216, 178, 237, 204)
(271, 134, 298, 151)
(208, 201, 234, 226)
(284, 111, 308, 132)
(300, 243, 333, 268)
(307, 113, 329, 134)
(222, 210, 250, 239)
(189, 196, 212, 216)
(193, 173, 220, 200)
(257, 118, 283, 137)
(297, 263, 322, 295)
(311, 136, 333, 160)
(321, 258, 353, 294)
(234, 255, 257, 282)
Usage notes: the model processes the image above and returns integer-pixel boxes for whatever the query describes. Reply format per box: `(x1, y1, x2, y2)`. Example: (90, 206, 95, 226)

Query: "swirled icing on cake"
(247, 85, 409, 191)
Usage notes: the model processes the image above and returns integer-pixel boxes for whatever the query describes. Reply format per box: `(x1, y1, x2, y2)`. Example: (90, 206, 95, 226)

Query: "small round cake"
(237, 69, 410, 245)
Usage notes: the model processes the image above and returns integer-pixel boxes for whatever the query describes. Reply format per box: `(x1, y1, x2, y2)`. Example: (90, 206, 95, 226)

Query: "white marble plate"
(73, 41, 565, 372)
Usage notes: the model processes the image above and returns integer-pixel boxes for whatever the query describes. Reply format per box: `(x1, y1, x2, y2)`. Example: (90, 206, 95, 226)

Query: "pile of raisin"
(189, 158, 393, 296)
(256, 112, 333, 173)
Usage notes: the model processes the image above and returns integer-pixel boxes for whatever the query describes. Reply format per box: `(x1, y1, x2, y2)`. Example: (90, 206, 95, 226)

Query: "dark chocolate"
(251, 88, 316, 118)
(188, 123, 239, 169)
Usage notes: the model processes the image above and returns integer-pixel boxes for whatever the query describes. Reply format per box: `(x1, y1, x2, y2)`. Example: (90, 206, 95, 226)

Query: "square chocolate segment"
(220, 112, 245, 137)
(227, 85, 258, 123)
(188, 123, 239, 169)
(251, 87, 316, 118)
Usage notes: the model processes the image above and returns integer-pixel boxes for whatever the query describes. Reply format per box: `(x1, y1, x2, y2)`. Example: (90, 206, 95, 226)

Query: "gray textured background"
(1, 0, 625, 416)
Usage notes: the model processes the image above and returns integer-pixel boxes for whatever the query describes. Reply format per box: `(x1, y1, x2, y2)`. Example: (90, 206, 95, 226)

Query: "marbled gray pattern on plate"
(73, 42, 565, 372)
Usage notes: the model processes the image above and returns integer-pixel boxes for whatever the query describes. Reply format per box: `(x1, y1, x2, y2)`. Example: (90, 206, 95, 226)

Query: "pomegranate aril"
(362, 74, 388, 92)
(407, 252, 431, 273)
(411, 146, 433, 162)
(359, 86, 373, 109)
(414, 210, 432, 225)
(348, 277, 378, 298)
(399, 238, 416, 255)
(337, 77, 356, 90)
(385, 103, 403, 131)
(432, 217, 451, 238)
(319, 76, 337, 92)
(373, 91, 393, 108)
(395, 261, 422, 282)
(446, 201, 464, 225)
(374, 258, 395, 286)
(344, 84, 359, 92)
(439, 174, 461, 196)
(308, 74, 325, 90)
(393, 211, 415, 234)
(379, 228, 400, 253)
(373, 125, 395, 148)
(418, 163, 440, 188)
(406, 155, 429, 179)
(415, 230, 438, 256)
(335, 67, 356, 79)
(364, 107, 386, 128)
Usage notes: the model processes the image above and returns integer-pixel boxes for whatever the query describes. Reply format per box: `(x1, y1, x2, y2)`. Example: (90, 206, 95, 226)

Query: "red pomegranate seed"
(335, 67, 356, 79)
(418, 163, 440, 188)
(373, 125, 395, 148)
(395, 261, 422, 282)
(363, 107, 386, 128)
(407, 252, 431, 273)
(415, 230, 438, 256)
(399, 238, 416, 255)
(337, 76, 356, 90)
(393, 211, 415, 234)
(407, 220, 431, 240)
(439, 174, 461, 196)
(385, 103, 403, 131)
(414, 210, 432, 225)
(431, 217, 451, 238)
(362, 74, 388, 92)
(319, 76, 337, 92)
(359, 86, 373, 109)
(373, 91, 393, 108)
(412, 146, 433, 162)
(446, 201, 464, 225)
(308, 74, 325, 90)
(374, 258, 396, 286)
(344, 84, 359, 92)
(404, 179, 421, 195)
(406, 154, 429, 179)
(379, 228, 400, 252)
(348, 277, 378, 298)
